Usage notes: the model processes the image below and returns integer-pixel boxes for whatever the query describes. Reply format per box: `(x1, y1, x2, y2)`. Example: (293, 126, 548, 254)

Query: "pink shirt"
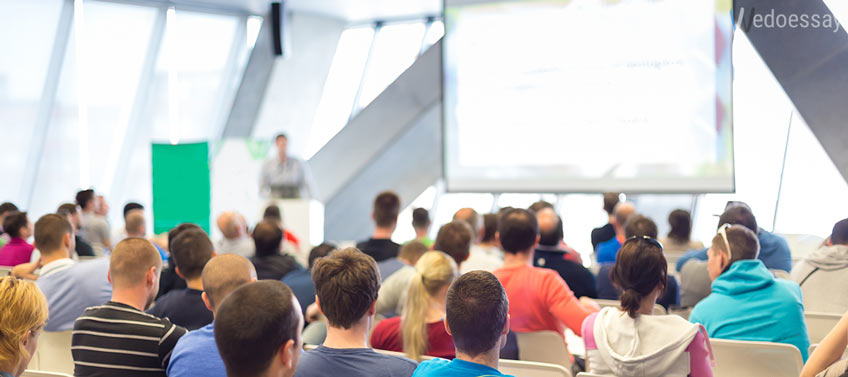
(0, 238, 34, 267)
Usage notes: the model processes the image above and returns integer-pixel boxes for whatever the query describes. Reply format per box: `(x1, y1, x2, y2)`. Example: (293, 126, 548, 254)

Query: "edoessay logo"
(735, 7, 842, 33)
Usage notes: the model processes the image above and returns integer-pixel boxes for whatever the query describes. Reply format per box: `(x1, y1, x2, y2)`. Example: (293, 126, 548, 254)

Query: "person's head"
(0, 202, 18, 223)
(307, 243, 337, 270)
(433, 221, 473, 266)
(412, 208, 431, 232)
(124, 209, 146, 237)
(253, 221, 284, 258)
(667, 209, 693, 242)
(707, 224, 760, 281)
(453, 208, 481, 242)
(498, 208, 539, 254)
(831, 218, 848, 246)
(398, 241, 428, 266)
(122, 202, 144, 219)
(263, 205, 282, 225)
(481, 213, 499, 244)
(311, 248, 380, 330)
(275, 133, 288, 157)
(610, 237, 667, 318)
(56, 203, 81, 229)
(215, 281, 302, 377)
(2, 212, 31, 240)
(217, 211, 246, 240)
(0, 277, 48, 377)
(603, 192, 622, 215)
(717, 205, 758, 234)
(402, 251, 459, 360)
(201, 254, 257, 314)
(171, 228, 215, 282)
(167, 223, 202, 251)
(528, 200, 554, 213)
(536, 207, 563, 246)
(109, 238, 164, 310)
(372, 191, 400, 230)
(623, 214, 658, 239)
(33, 214, 74, 258)
(612, 202, 636, 233)
(95, 195, 109, 216)
(75, 189, 96, 212)
(445, 271, 509, 357)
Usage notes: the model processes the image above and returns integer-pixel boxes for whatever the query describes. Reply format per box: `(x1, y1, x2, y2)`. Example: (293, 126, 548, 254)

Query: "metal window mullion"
(347, 21, 382, 122)
(211, 15, 248, 143)
(418, 16, 434, 56)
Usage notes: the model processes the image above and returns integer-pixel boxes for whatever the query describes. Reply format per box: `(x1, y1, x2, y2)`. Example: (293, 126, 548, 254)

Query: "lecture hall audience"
(0, 212, 33, 267)
(533, 207, 596, 299)
(281, 242, 337, 318)
(250, 221, 301, 281)
(410, 208, 434, 247)
(595, 201, 636, 263)
(111, 202, 144, 246)
(376, 240, 428, 285)
(357, 191, 402, 262)
(56, 203, 95, 258)
(0, 202, 19, 248)
(124, 209, 168, 261)
(591, 192, 621, 250)
(76, 190, 111, 255)
(791, 218, 848, 313)
(0, 276, 48, 377)
(215, 211, 255, 258)
(659, 209, 704, 255)
(453, 208, 502, 273)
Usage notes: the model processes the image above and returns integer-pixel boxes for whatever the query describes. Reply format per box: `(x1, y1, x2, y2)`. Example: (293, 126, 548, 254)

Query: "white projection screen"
(443, 0, 735, 193)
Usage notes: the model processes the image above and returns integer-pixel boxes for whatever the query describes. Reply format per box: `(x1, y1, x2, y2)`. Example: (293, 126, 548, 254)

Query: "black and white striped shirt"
(72, 301, 187, 377)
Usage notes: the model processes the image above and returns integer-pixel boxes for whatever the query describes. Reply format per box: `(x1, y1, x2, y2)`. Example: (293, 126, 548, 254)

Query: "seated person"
(800, 310, 848, 377)
(595, 202, 635, 264)
(157, 223, 200, 298)
(250, 221, 301, 281)
(215, 211, 255, 258)
(591, 193, 621, 250)
(377, 241, 428, 282)
(282, 243, 337, 318)
(596, 215, 680, 309)
(676, 202, 791, 272)
(148, 228, 215, 330)
(659, 209, 704, 255)
(0, 202, 19, 248)
(294, 248, 417, 377)
(124, 210, 167, 261)
(791, 218, 848, 313)
(494, 208, 598, 348)
(583, 236, 713, 377)
(412, 271, 514, 377)
(371, 251, 459, 360)
(534, 208, 596, 299)
(168, 254, 257, 377)
(357, 191, 402, 262)
(453, 208, 502, 273)
(72, 238, 187, 377)
(11, 214, 111, 331)
(689, 224, 809, 361)
(56, 203, 95, 257)
(215, 280, 303, 377)
(263, 204, 302, 253)
(377, 221, 471, 317)
(0, 212, 33, 267)
(0, 276, 48, 377)
(409, 207, 434, 247)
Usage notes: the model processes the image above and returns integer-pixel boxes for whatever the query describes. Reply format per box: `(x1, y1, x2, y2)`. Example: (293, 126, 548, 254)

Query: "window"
(393, 185, 439, 243)
(421, 20, 444, 53)
(355, 21, 427, 112)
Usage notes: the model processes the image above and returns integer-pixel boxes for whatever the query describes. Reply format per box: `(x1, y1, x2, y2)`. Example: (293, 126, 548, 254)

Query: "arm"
(159, 323, 188, 369)
(546, 272, 598, 336)
(687, 328, 714, 377)
(11, 260, 40, 281)
(801, 311, 848, 377)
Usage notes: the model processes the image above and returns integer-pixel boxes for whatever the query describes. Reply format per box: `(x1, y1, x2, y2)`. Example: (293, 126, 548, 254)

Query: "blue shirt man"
(36, 257, 112, 331)
(167, 323, 224, 377)
(413, 358, 514, 377)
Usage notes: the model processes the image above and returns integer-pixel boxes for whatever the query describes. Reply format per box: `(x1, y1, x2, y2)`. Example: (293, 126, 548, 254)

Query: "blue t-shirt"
(167, 323, 224, 377)
(412, 358, 514, 377)
(281, 269, 316, 317)
(294, 346, 417, 377)
(595, 238, 621, 264)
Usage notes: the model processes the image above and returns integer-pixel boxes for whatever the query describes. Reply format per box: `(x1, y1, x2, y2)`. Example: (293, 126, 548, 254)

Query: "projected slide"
(443, 0, 735, 192)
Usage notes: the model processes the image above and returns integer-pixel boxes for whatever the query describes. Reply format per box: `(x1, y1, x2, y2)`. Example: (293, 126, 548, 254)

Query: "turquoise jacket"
(689, 259, 809, 361)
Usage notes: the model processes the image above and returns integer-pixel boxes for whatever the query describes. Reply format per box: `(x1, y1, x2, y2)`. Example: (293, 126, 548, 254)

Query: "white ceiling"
(171, 0, 442, 21)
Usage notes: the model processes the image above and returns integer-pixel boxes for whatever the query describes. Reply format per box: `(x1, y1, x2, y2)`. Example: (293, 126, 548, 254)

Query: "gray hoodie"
(791, 243, 848, 313)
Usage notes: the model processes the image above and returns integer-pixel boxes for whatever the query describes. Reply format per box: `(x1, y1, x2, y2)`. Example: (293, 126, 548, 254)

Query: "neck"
(111, 287, 150, 312)
(0, 361, 18, 377)
(278, 154, 287, 163)
(637, 292, 659, 316)
(415, 229, 428, 239)
(425, 300, 446, 323)
(40, 250, 70, 265)
(322, 318, 371, 349)
(185, 277, 203, 291)
(456, 348, 500, 370)
(372, 227, 394, 239)
(502, 250, 533, 267)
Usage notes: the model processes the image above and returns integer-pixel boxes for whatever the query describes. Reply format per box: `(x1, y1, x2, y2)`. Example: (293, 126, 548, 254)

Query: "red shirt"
(370, 317, 456, 359)
(0, 238, 34, 267)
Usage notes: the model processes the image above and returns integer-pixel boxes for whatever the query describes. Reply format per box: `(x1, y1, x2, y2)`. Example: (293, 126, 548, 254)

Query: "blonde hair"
(0, 277, 48, 367)
(402, 251, 458, 360)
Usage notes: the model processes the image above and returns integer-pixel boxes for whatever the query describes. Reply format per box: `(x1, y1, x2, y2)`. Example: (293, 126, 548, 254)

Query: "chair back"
(0, 266, 11, 276)
(499, 359, 572, 377)
(594, 299, 666, 315)
(22, 371, 72, 377)
(32, 331, 74, 374)
(575, 373, 615, 377)
(710, 338, 803, 377)
(805, 311, 842, 345)
(515, 331, 573, 370)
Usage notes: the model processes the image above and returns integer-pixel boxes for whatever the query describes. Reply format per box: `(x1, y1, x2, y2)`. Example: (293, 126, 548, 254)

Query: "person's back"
(0, 212, 33, 267)
(38, 258, 111, 331)
(358, 191, 402, 262)
(215, 211, 254, 258)
(251, 220, 302, 280)
(534, 249, 596, 298)
(590, 193, 621, 250)
(791, 219, 848, 313)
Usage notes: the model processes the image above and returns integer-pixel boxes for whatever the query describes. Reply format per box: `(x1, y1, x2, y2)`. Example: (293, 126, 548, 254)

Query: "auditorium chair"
(710, 338, 803, 377)
(805, 311, 843, 345)
(499, 359, 572, 377)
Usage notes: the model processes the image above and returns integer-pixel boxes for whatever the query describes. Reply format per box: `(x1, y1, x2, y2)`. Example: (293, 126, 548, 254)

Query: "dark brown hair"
(2, 212, 28, 239)
(498, 208, 538, 254)
(446, 271, 508, 356)
(832, 218, 848, 245)
(311, 248, 380, 329)
(433, 221, 472, 264)
(624, 214, 658, 238)
(253, 221, 284, 257)
(603, 192, 621, 215)
(170, 228, 214, 280)
(373, 191, 401, 227)
(667, 209, 693, 242)
(610, 238, 667, 318)
(412, 208, 430, 229)
(481, 213, 499, 243)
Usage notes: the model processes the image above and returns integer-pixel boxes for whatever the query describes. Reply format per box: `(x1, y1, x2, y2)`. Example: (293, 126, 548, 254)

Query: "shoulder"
(412, 358, 450, 377)
(375, 316, 402, 332)
(376, 352, 419, 370)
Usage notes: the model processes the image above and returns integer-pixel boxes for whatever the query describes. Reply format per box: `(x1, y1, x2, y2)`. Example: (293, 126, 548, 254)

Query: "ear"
(175, 266, 186, 280)
(107, 269, 113, 285)
(64, 232, 72, 247)
(534, 234, 541, 247)
(502, 314, 511, 336)
(21, 330, 31, 348)
(201, 292, 214, 313)
(211, 251, 218, 257)
(148, 266, 157, 286)
(278, 339, 296, 370)
(443, 319, 452, 336)
(368, 299, 377, 316)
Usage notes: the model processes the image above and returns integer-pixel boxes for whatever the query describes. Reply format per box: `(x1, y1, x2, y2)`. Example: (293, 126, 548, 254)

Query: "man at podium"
(260, 133, 316, 199)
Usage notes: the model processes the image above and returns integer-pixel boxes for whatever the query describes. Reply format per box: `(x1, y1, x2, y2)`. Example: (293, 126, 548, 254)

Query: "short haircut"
(75, 189, 95, 209)
(611, 238, 667, 318)
(373, 191, 401, 227)
(34, 214, 72, 254)
(168, 223, 202, 251)
(125, 210, 145, 235)
(307, 242, 337, 269)
(433, 221, 473, 264)
(537, 208, 563, 246)
(710, 225, 760, 271)
(603, 192, 621, 215)
(275, 133, 287, 142)
(453, 208, 480, 235)
(667, 209, 693, 242)
(718, 206, 758, 234)
(498, 208, 538, 254)
(614, 202, 636, 228)
(446, 271, 508, 357)
(528, 200, 554, 213)
(0, 202, 18, 216)
(123, 202, 144, 218)
(481, 213, 499, 243)
(831, 218, 848, 245)
(253, 221, 284, 257)
(202, 254, 256, 309)
(110, 238, 163, 289)
(398, 240, 429, 266)
(263, 205, 282, 223)
(56, 203, 79, 218)
(215, 281, 300, 377)
(412, 208, 430, 229)
(0, 276, 48, 367)
(171, 228, 214, 280)
(624, 214, 658, 239)
(3, 212, 28, 238)
(311, 248, 380, 329)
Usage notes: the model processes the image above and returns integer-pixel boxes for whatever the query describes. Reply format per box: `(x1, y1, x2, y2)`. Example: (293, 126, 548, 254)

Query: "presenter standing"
(260, 134, 317, 199)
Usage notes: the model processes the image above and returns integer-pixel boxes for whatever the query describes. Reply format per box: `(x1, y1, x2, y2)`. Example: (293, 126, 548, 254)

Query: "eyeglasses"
(717, 223, 733, 258)
(623, 235, 664, 251)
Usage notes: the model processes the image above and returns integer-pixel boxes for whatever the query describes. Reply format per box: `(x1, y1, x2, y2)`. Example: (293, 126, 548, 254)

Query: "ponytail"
(618, 289, 642, 318)
(401, 251, 458, 360)
(610, 238, 667, 319)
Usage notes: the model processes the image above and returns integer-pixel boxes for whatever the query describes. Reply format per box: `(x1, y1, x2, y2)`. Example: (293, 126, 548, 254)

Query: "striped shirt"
(72, 301, 187, 377)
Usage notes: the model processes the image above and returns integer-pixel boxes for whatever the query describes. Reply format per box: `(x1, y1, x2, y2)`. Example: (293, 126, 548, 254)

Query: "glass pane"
(307, 26, 375, 158)
(421, 20, 444, 52)
(0, 0, 63, 202)
(497, 193, 542, 209)
(355, 21, 426, 111)
(432, 192, 494, 234)
(393, 185, 438, 243)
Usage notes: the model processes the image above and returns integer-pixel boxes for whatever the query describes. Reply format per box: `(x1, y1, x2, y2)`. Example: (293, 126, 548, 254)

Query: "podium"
(261, 199, 324, 265)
